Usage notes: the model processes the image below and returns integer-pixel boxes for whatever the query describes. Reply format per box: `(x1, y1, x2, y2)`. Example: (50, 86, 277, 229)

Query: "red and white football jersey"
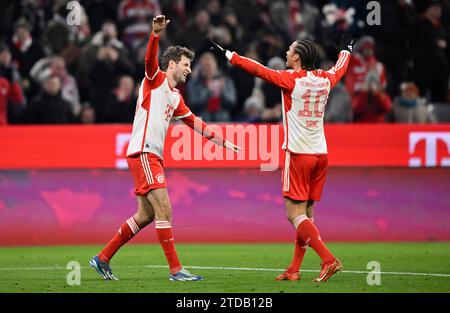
(127, 33, 192, 158)
(229, 50, 350, 154)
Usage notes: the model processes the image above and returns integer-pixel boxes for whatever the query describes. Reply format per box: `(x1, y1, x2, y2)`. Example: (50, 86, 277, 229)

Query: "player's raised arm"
(326, 33, 355, 88)
(144, 15, 170, 80)
(208, 39, 294, 91)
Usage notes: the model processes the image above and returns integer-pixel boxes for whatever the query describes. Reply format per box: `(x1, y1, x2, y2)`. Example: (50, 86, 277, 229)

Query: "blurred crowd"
(0, 0, 449, 126)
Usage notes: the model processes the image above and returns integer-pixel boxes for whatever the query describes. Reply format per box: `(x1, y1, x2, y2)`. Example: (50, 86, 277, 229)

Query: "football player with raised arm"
(210, 34, 354, 282)
(90, 15, 241, 282)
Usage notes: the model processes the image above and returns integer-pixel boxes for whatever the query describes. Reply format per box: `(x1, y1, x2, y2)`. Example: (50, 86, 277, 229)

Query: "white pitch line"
(1, 264, 449, 278)
(144, 265, 450, 278)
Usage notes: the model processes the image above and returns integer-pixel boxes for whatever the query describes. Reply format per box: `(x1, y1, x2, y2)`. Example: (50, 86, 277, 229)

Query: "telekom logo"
(409, 132, 450, 167)
(116, 133, 131, 169)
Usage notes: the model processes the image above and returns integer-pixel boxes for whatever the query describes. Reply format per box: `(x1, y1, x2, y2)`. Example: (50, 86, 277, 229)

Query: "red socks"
(287, 238, 308, 273)
(295, 215, 335, 265)
(155, 220, 182, 274)
(98, 217, 182, 274)
(98, 217, 140, 263)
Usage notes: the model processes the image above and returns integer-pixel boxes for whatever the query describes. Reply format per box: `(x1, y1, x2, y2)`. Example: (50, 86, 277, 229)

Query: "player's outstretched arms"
(207, 38, 294, 91)
(181, 113, 242, 153)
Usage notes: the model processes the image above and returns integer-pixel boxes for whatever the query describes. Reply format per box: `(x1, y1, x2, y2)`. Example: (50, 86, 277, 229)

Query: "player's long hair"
(294, 39, 318, 71)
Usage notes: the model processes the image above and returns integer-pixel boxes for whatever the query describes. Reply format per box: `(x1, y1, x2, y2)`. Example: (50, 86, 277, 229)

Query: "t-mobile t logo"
(116, 133, 131, 169)
(409, 132, 450, 167)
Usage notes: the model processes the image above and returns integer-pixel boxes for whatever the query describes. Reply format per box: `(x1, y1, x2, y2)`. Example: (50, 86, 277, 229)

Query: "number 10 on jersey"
(298, 89, 328, 118)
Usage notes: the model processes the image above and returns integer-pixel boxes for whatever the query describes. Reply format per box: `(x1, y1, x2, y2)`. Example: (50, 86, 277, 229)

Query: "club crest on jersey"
(155, 173, 165, 184)
(164, 104, 174, 121)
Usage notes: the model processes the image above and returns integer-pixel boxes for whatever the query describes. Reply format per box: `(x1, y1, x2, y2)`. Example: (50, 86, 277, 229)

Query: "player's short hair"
(294, 39, 318, 71)
(161, 46, 195, 71)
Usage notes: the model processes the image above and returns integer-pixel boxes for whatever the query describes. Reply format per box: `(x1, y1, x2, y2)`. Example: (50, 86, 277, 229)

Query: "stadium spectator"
(2, 1, 450, 124)
(25, 75, 75, 124)
(104, 75, 136, 123)
(203, 0, 222, 26)
(346, 36, 392, 122)
(321, 3, 355, 59)
(229, 45, 258, 120)
(207, 23, 238, 70)
(392, 82, 436, 123)
(79, 104, 96, 124)
(89, 43, 134, 123)
(175, 9, 211, 52)
(83, 0, 118, 33)
(161, 0, 188, 41)
(0, 42, 26, 125)
(412, 0, 449, 102)
(259, 56, 285, 123)
(118, 0, 161, 49)
(222, 8, 244, 44)
(352, 71, 392, 123)
(364, 0, 417, 97)
(242, 95, 264, 123)
(241, 56, 285, 123)
(10, 18, 44, 96)
(30, 56, 81, 117)
(89, 21, 128, 56)
(186, 51, 237, 122)
(255, 29, 287, 66)
(324, 80, 352, 123)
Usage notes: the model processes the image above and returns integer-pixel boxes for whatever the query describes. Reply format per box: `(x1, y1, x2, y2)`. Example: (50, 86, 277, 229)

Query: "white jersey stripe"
(283, 151, 290, 191)
(140, 153, 153, 184)
(334, 52, 349, 71)
(150, 68, 160, 80)
(140, 154, 151, 184)
(143, 153, 154, 184)
(174, 111, 192, 120)
(144, 154, 154, 184)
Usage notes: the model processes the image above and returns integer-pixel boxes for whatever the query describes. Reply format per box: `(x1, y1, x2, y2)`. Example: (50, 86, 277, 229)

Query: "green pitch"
(0, 243, 449, 293)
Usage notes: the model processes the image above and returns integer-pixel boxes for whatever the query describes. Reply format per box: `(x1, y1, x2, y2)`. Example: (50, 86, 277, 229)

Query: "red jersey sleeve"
(144, 32, 162, 81)
(229, 53, 295, 91)
(180, 113, 225, 144)
(326, 50, 351, 89)
(173, 96, 192, 120)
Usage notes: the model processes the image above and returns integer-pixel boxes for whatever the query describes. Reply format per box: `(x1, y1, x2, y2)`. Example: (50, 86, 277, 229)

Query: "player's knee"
(156, 206, 172, 221)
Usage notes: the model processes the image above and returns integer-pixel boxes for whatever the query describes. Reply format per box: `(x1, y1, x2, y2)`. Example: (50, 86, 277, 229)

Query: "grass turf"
(0, 243, 449, 293)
